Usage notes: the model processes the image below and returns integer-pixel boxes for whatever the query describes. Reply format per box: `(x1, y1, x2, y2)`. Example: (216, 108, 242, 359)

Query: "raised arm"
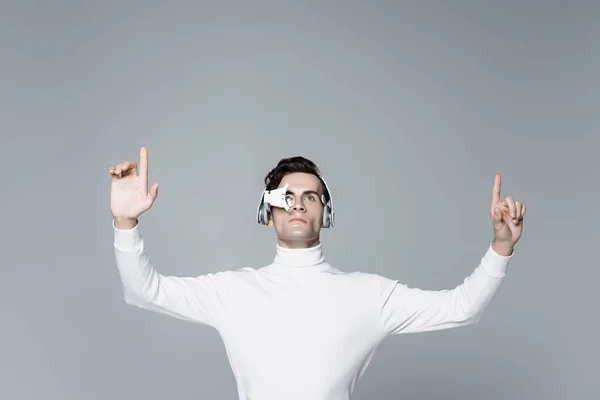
(378, 244, 512, 335)
(378, 174, 527, 336)
(109, 147, 223, 328)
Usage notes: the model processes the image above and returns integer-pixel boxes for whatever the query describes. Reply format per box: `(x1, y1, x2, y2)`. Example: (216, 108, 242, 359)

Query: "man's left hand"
(490, 174, 526, 256)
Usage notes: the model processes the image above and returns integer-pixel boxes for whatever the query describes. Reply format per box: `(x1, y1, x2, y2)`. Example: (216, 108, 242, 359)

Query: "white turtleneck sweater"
(112, 221, 513, 400)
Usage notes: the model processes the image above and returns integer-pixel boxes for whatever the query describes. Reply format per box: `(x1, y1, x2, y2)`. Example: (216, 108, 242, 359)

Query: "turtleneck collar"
(274, 243, 325, 267)
(267, 242, 334, 274)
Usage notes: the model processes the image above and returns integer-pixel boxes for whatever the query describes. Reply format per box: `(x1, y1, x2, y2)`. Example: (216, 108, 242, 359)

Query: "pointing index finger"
(491, 174, 501, 206)
(139, 146, 149, 191)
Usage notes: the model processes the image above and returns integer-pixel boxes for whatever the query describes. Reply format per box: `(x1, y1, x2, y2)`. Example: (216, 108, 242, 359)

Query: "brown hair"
(264, 156, 330, 203)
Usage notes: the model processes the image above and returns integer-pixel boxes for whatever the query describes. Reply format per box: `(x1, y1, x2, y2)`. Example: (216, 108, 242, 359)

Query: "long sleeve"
(112, 221, 225, 329)
(377, 243, 513, 336)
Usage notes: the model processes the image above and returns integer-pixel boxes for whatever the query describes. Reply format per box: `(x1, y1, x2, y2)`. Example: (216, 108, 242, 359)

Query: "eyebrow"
(285, 189, 320, 197)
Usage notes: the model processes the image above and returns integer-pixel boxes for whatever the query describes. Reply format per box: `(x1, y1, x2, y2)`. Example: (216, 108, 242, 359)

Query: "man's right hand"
(109, 146, 159, 230)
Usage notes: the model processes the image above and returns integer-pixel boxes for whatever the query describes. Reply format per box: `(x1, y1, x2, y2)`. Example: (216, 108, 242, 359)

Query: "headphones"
(256, 175, 335, 228)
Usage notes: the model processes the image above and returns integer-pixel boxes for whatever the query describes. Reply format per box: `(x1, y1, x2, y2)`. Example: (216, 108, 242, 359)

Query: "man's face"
(267, 172, 325, 248)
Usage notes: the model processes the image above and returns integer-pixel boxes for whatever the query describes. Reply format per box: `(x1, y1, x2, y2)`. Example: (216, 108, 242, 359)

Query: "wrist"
(113, 217, 138, 230)
(492, 240, 514, 256)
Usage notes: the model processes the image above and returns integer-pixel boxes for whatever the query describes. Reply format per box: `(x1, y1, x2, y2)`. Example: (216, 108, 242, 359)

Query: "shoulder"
(328, 270, 399, 292)
(207, 266, 260, 281)
(192, 266, 261, 289)
(349, 271, 405, 301)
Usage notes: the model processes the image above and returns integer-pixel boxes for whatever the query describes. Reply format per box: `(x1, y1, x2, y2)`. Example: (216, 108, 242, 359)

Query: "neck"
(277, 237, 320, 249)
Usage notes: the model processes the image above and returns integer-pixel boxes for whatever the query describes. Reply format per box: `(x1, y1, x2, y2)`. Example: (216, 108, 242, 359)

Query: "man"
(109, 147, 526, 400)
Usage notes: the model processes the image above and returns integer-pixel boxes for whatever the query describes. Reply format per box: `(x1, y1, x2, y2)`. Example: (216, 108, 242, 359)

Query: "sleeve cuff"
(113, 219, 143, 251)
(480, 243, 513, 277)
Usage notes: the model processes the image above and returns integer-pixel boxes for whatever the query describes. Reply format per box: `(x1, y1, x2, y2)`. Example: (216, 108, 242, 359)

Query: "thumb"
(149, 182, 159, 198)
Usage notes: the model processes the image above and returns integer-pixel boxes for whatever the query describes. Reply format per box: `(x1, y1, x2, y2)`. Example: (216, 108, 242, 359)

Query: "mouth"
(289, 218, 307, 223)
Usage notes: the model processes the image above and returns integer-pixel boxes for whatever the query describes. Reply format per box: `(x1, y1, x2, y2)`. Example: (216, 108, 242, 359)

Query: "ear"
(267, 212, 274, 227)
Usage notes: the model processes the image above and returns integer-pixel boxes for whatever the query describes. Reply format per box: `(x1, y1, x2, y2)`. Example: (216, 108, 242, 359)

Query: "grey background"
(1, 1, 598, 399)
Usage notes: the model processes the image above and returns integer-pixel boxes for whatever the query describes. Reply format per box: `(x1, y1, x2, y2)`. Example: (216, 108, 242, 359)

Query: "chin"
(284, 234, 317, 240)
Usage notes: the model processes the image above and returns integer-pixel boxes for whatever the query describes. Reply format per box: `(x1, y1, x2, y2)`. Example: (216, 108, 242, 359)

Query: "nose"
(291, 201, 305, 212)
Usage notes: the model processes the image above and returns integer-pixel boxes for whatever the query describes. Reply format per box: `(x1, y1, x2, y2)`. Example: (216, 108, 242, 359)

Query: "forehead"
(277, 172, 322, 192)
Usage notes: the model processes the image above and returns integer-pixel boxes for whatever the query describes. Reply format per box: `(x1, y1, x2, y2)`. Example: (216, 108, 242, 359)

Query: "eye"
(305, 194, 316, 201)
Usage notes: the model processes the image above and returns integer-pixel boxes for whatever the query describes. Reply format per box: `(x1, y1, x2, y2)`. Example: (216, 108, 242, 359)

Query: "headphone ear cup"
(258, 202, 265, 225)
(322, 204, 331, 228)
(265, 205, 271, 225)
(257, 192, 270, 226)
(261, 203, 271, 225)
